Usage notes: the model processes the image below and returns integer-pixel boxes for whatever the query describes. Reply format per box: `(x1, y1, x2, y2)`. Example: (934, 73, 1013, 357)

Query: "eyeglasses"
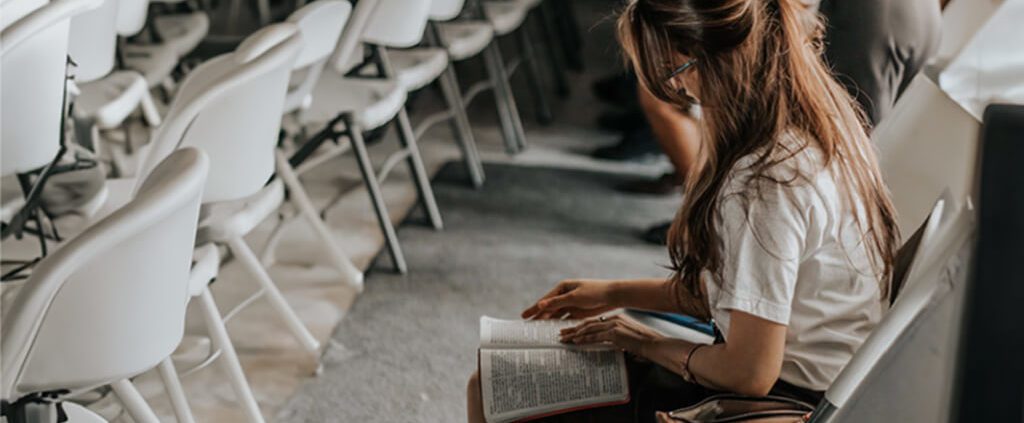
(665, 58, 698, 82)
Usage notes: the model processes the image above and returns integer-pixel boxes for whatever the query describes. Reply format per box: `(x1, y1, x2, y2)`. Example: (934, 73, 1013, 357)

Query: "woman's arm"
(563, 310, 787, 397)
(522, 278, 709, 320)
(656, 310, 787, 396)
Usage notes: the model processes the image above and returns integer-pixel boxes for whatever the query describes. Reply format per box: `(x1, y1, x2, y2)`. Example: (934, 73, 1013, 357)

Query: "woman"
(467, 0, 899, 421)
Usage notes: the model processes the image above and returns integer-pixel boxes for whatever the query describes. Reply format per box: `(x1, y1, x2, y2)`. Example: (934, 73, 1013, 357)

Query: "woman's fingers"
(522, 282, 577, 318)
(655, 411, 678, 423)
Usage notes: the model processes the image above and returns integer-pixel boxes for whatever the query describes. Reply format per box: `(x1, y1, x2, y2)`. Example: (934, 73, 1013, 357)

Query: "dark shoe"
(617, 172, 684, 195)
(591, 72, 637, 106)
(596, 109, 646, 132)
(591, 126, 662, 163)
(642, 221, 672, 245)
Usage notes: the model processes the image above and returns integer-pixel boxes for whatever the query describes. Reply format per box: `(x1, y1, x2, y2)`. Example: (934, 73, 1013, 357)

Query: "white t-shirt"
(703, 134, 886, 391)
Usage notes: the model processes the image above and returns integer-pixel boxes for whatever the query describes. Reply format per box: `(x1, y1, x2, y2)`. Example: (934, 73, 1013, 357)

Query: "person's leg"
(637, 85, 701, 181)
(468, 371, 485, 423)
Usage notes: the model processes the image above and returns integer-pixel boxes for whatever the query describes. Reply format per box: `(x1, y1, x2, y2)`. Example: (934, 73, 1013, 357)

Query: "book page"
(480, 348, 629, 423)
(480, 316, 581, 348)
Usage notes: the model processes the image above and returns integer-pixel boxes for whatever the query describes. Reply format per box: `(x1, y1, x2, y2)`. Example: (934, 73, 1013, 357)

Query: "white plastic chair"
(118, 0, 182, 91)
(131, 25, 335, 369)
(480, 0, 557, 123)
(377, 0, 487, 187)
(1, 0, 104, 260)
(0, 148, 208, 423)
(808, 197, 976, 422)
(147, 0, 210, 60)
(63, 24, 305, 421)
(289, 0, 444, 274)
(258, 0, 366, 290)
(431, 0, 528, 153)
(68, 0, 162, 171)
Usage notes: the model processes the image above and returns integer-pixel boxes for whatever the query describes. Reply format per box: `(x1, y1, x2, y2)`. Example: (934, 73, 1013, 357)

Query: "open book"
(478, 316, 629, 423)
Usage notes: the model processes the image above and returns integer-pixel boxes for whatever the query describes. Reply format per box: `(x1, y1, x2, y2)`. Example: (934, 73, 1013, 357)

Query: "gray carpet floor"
(277, 163, 680, 422)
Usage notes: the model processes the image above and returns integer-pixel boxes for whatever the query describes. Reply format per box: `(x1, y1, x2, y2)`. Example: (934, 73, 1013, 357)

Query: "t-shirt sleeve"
(713, 182, 808, 326)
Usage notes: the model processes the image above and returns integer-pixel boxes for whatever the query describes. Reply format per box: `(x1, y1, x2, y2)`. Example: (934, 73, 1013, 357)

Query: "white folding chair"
(117, 0, 182, 91)
(59, 24, 306, 421)
(808, 197, 975, 422)
(146, 0, 210, 61)
(288, 0, 444, 274)
(0, 148, 208, 423)
(257, 0, 366, 290)
(1, 0, 103, 267)
(432, 0, 528, 154)
(132, 23, 326, 360)
(377, 0, 487, 187)
(479, 0, 554, 123)
(68, 0, 162, 173)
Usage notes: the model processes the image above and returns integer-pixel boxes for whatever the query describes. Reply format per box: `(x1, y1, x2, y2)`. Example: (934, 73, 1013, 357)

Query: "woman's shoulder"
(723, 129, 830, 204)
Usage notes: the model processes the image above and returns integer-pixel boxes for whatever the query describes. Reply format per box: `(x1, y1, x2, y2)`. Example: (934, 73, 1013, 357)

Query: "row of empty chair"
(0, 0, 583, 421)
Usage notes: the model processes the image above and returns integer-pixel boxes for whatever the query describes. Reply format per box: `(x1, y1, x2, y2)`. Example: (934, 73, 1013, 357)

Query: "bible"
(478, 316, 629, 423)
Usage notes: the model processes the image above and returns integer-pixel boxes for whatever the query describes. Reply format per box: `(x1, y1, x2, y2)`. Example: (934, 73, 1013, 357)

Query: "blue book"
(627, 309, 715, 337)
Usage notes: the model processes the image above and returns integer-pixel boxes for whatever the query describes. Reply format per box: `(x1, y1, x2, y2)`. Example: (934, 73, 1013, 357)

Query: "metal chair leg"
(394, 108, 444, 230)
(225, 236, 320, 353)
(346, 115, 408, 274)
(537, 3, 571, 97)
(274, 151, 365, 291)
(438, 64, 486, 187)
(516, 21, 553, 125)
(111, 379, 160, 423)
(198, 287, 265, 423)
(157, 359, 195, 423)
(482, 43, 527, 154)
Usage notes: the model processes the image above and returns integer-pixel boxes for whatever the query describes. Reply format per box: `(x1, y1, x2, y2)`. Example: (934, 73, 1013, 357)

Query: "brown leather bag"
(659, 394, 814, 423)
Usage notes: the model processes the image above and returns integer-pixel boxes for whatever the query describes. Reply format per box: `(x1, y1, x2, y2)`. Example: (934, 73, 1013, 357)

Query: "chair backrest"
(137, 23, 302, 203)
(811, 201, 976, 423)
(429, 0, 464, 21)
(889, 189, 955, 302)
(0, 148, 208, 400)
(874, 73, 980, 238)
(361, 0, 431, 48)
(67, 0, 119, 82)
(116, 0, 149, 36)
(818, 193, 958, 413)
(328, 0, 380, 73)
(1, 0, 101, 176)
(284, 0, 352, 114)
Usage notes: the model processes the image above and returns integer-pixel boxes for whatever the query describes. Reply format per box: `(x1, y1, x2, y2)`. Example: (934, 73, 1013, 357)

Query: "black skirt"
(534, 355, 823, 423)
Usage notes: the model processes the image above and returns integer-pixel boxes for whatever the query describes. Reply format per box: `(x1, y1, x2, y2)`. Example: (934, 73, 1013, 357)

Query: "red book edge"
(477, 349, 632, 423)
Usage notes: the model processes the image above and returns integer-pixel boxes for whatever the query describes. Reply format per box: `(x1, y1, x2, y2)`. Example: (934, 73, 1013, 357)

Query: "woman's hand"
(521, 279, 619, 320)
(655, 411, 679, 423)
(558, 314, 664, 356)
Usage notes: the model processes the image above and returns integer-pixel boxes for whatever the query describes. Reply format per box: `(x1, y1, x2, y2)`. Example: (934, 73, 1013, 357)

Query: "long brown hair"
(618, 0, 900, 312)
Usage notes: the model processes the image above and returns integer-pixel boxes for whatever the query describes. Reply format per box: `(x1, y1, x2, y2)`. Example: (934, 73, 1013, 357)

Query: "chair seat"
(153, 12, 209, 57)
(386, 47, 449, 92)
(189, 244, 219, 297)
(74, 71, 149, 129)
(483, 1, 530, 36)
(437, 21, 495, 61)
(303, 70, 407, 130)
(122, 43, 178, 88)
(196, 179, 284, 244)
